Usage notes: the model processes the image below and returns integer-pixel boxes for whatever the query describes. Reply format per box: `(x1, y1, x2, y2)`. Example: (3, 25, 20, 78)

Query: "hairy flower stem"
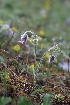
(33, 43, 37, 80)
(34, 44, 36, 68)
(38, 51, 49, 73)
(38, 44, 59, 73)
(40, 51, 49, 65)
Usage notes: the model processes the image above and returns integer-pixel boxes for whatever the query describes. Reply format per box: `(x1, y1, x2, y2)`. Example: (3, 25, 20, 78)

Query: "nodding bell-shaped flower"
(49, 55, 55, 64)
(18, 33, 28, 44)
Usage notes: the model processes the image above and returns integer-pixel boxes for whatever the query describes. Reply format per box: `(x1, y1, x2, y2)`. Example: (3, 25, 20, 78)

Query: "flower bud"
(49, 55, 55, 64)
(18, 33, 28, 44)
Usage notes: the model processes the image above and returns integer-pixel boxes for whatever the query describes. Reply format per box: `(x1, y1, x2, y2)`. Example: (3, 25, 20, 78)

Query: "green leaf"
(43, 94, 51, 105)
(18, 97, 32, 105)
(31, 89, 43, 96)
(0, 97, 12, 105)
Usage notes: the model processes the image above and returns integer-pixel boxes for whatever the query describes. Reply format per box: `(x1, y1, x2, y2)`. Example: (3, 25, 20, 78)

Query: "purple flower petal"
(18, 41, 23, 44)
(49, 55, 55, 64)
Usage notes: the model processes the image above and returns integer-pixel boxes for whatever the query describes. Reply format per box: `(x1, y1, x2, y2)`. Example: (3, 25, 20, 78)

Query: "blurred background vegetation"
(0, 0, 70, 62)
(0, 1, 70, 104)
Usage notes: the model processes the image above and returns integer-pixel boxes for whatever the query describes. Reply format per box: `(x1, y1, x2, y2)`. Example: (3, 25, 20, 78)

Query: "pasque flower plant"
(18, 31, 61, 80)
(18, 31, 41, 80)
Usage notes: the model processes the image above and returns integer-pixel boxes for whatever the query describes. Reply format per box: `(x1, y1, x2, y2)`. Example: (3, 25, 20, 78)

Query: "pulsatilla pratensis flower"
(18, 33, 28, 44)
(49, 55, 55, 64)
